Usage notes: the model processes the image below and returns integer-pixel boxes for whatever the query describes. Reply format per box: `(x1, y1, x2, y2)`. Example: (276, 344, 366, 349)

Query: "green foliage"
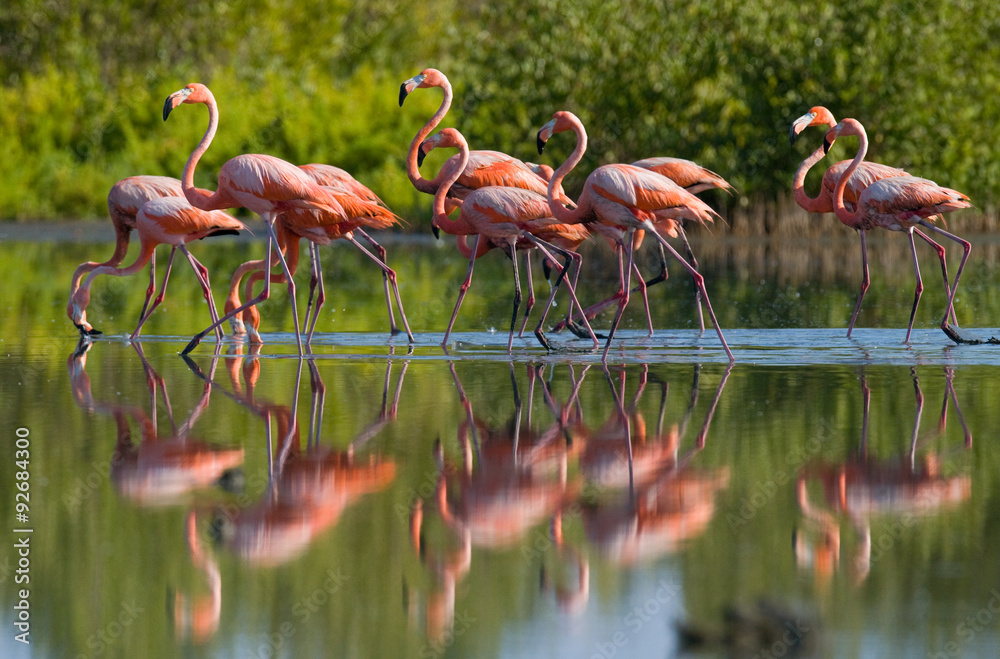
(2, 0, 999, 223)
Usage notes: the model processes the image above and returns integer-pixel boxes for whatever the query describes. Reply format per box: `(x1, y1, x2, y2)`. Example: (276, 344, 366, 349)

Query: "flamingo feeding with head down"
(823, 118, 973, 341)
(427, 127, 598, 352)
(537, 110, 734, 361)
(70, 196, 244, 340)
(67, 175, 185, 327)
(163, 82, 350, 355)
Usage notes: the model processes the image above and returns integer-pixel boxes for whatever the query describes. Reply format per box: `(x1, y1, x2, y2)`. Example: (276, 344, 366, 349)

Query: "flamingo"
(790, 106, 910, 214)
(427, 128, 598, 352)
(558, 157, 736, 335)
(226, 190, 414, 345)
(536, 110, 734, 361)
(398, 68, 568, 208)
(163, 83, 349, 355)
(67, 175, 184, 327)
(823, 118, 973, 341)
(70, 196, 244, 340)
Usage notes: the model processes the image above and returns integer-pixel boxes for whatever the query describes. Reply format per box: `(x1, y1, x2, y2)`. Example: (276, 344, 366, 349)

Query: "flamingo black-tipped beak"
(163, 87, 192, 121)
(398, 83, 409, 107)
(789, 123, 799, 146)
(823, 135, 835, 154)
(417, 146, 427, 168)
(537, 132, 547, 155)
(76, 323, 102, 337)
(789, 112, 816, 146)
(432, 224, 440, 240)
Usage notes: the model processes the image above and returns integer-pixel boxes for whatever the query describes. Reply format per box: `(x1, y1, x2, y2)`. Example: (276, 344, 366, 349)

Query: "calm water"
(2, 234, 1000, 658)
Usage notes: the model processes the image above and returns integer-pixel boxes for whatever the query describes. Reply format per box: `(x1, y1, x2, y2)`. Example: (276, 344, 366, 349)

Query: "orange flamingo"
(427, 128, 598, 351)
(163, 83, 349, 355)
(67, 175, 183, 325)
(223, 166, 411, 344)
(790, 106, 909, 214)
(823, 118, 973, 341)
(556, 157, 735, 336)
(70, 196, 244, 340)
(398, 68, 566, 208)
(537, 110, 734, 361)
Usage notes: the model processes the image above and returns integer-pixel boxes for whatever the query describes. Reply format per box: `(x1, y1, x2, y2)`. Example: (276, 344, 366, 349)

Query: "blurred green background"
(2, 0, 998, 231)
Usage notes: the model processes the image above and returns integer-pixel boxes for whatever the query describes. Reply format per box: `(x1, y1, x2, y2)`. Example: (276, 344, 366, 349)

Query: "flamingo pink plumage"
(68, 175, 184, 326)
(163, 82, 349, 355)
(537, 110, 734, 361)
(823, 118, 973, 340)
(70, 196, 244, 339)
(428, 128, 598, 352)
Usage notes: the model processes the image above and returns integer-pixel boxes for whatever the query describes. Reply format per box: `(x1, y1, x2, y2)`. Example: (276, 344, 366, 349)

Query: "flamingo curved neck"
(792, 145, 832, 213)
(407, 80, 453, 194)
(832, 127, 867, 227)
(182, 94, 221, 210)
(432, 140, 472, 232)
(83, 239, 158, 292)
(547, 119, 587, 224)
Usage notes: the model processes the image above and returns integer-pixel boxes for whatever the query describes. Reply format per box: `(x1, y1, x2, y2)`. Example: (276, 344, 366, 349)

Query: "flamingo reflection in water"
(579, 364, 732, 565)
(407, 363, 589, 643)
(184, 353, 405, 566)
(68, 342, 243, 645)
(68, 341, 245, 507)
(794, 368, 972, 586)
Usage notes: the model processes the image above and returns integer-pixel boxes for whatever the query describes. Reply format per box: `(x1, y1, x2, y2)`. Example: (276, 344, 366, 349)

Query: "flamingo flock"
(67, 70, 979, 361)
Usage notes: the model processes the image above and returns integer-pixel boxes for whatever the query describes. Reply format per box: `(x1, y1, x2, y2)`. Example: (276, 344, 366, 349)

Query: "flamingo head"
(526, 162, 554, 182)
(418, 128, 465, 167)
(398, 68, 448, 107)
(790, 106, 837, 145)
(69, 288, 101, 337)
(163, 83, 213, 121)
(223, 296, 247, 336)
(537, 111, 580, 154)
(823, 118, 864, 155)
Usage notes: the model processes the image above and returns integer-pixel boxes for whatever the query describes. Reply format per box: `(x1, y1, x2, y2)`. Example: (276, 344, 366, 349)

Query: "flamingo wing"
(138, 197, 245, 244)
(860, 176, 972, 220)
(632, 157, 734, 193)
(823, 160, 909, 203)
(588, 165, 720, 225)
(219, 155, 344, 215)
(298, 164, 385, 205)
(462, 187, 553, 237)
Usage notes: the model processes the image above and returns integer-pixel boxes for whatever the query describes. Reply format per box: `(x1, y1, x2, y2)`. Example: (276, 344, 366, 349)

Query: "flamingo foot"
(76, 323, 103, 337)
(565, 320, 607, 340)
(942, 324, 996, 344)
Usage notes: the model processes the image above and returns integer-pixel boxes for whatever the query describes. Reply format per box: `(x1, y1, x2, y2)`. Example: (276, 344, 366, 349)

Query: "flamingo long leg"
(181, 246, 224, 341)
(442, 234, 482, 348)
(642, 220, 733, 362)
(904, 229, 924, 343)
(679, 227, 706, 334)
(137, 251, 157, 329)
(917, 219, 972, 330)
(846, 229, 871, 338)
(183, 218, 303, 355)
(507, 239, 523, 353)
(345, 234, 415, 343)
(525, 235, 598, 351)
(355, 229, 398, 334)
(517, 251, 535, 339)
(602, 230, 636, 361)
(304, 243, 325, 345)
(132, 247, 176, 339)
(913, 229, 958, 326)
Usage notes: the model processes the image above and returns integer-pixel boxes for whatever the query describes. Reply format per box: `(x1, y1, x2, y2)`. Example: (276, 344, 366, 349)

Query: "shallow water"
(2, 236, 1000, 658)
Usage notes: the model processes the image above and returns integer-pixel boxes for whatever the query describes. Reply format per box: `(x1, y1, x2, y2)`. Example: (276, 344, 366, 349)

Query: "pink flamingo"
(537, 110, 734, 361)
(70, 197, 244, 339)
(427, 128, 598, 351)
(823, 118, 972, 341)
(163, 83, 349, 355)
(560, 157, 736, 335)
(790, 106, 910, 214)
(227, 190, 414, 345)
(67, 175, 184, 326)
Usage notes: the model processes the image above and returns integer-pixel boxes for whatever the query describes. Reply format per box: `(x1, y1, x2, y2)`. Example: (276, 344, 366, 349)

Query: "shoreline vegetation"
(3, 2, 999, 231)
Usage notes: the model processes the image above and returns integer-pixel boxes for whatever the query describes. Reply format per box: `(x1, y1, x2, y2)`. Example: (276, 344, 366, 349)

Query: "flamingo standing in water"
(790, 107, 960, 338)
(225, 189, 414, 345)
(427, 128, 598, 351)
(823, 118, 972, 341)
(70, 197, 244, 339)
(163, 82, 349, 355)
(537, 110, 734, 361)
(67, 175, 184, 327)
